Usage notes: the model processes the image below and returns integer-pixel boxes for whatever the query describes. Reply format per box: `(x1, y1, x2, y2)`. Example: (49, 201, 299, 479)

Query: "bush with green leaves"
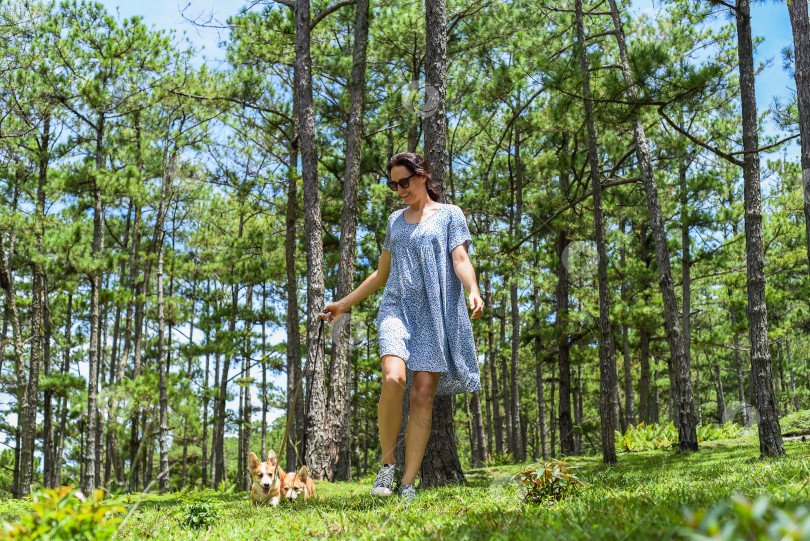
(1, 487, 123, 540)
(616, 421, 742, 452)
(485, 451, 514, 467)
(682, 493, 810, 540)
(515, 459, 586, 504)
(178, 498, 222, 530)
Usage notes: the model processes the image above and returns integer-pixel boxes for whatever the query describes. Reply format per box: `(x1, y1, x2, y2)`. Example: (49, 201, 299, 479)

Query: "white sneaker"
(370, 464, 396, 497)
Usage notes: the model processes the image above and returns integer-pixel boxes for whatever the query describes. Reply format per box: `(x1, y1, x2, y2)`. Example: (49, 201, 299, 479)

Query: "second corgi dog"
(248, 450, 285, 507)
(281, 465, 316, 502)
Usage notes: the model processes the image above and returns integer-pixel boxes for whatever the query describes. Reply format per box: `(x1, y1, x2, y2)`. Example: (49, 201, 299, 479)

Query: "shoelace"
(373, 466, 394, 488)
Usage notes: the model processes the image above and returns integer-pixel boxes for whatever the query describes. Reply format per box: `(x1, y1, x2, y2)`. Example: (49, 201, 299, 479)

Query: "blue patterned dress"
(375, 203, 482, 396)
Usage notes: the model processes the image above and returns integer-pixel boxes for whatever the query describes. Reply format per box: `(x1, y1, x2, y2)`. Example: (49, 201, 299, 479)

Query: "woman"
(322, 152, 484, 502)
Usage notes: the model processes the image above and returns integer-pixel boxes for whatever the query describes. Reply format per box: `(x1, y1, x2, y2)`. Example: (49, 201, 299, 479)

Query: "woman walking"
(322, 152, 484, 502)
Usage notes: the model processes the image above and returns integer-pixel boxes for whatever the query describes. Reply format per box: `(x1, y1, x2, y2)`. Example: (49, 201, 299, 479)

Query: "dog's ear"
(267, 449, 277, 465)
(298, 466, 309, 482)
(248, 452, 260, 471)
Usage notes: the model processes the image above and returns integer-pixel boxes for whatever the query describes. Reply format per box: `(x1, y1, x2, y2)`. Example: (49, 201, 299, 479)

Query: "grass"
(2, 437, 809, 539)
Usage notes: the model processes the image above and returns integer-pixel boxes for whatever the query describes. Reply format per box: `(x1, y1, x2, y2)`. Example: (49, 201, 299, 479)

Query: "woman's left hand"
(468, 291, 484, 319)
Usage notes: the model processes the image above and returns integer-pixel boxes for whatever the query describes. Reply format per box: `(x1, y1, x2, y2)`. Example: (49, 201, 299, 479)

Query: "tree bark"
(84, 112, 106, 494)
(295, 0, 329, 479)
(421, 0, 465, 486)
(509, 123, 524, 461)
(735, 0, 785, 457)
(555, 131, 575, 456)
(157, 227, 169, 491)
(786, 338, 799, 412)
(575, 0, 617, 464)
(786, 0, 810, 275)
(324, 0, 370, 482)
(638, 224, 652, 424)
(285, 94, 304, 473)
(619, 219, 635, 429)
(485, 274, 502, 455)
(498, 301, 512, 454)
(607, 0, 697, 451)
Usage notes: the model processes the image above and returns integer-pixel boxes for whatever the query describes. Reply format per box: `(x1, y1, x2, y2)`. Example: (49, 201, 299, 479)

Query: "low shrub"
(617, 421, 742, 452)
(177, 498, 222, 530)
(484, 451, 513, 467)
(515, 458, 585, 504)
(1, 487, 124, 540)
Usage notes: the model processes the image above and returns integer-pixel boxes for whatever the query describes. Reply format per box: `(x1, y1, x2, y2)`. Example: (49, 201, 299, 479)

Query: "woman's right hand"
(321, 300, 347, 324)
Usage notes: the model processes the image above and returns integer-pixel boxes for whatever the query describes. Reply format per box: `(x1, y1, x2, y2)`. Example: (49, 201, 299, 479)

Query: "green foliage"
(177, 498, 222, 530)
(1, 487, 123, 540)
(616, 422, 741, 452)
(779, 409, 810, 433)
(215, 479, 235, 497)
(485, 452, 514, 467)
(516, 459, 586, 504)
(682, 494, 810, 540)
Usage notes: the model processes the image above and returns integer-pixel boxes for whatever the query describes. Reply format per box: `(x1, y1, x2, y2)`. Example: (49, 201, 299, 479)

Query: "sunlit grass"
(1, 436, 809, 539)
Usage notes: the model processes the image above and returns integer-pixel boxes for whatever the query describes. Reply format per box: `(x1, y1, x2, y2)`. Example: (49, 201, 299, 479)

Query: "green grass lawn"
(2, 437, 809, 540)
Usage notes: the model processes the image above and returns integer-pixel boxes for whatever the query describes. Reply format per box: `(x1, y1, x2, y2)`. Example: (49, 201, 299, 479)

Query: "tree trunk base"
(419, 395, 466, 489)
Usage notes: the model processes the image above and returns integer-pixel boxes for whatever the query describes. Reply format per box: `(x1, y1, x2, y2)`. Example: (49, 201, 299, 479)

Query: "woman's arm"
(323, 250, 391, 323)
(451, 243, 484, 319)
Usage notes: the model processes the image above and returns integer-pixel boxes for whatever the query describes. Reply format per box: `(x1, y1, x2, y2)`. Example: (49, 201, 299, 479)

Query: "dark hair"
(386, 152, 440, 202)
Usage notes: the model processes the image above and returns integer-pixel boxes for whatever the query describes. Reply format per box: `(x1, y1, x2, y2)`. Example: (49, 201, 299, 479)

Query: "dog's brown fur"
(248, 450, 285, 507)
(280, 465, 316, 502)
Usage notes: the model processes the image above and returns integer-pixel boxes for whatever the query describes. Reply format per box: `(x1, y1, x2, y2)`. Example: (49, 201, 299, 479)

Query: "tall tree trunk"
(786, 0, 810, 274)
(202, 280, 211, 489)
(56, 293, 72, 487)
(498, 302, 512, 453)
(421, 0, 465, 486)
(638, 224, 652, 424)
(261, 284, 268, 460)
(575, 0, 617, 464)
(695, 345, 701, 425)
(215, 283, 237, 485)
(242, 284, 253, 492)
(285, 97, 304, 473)
(84, 113, 106, 494)
(711, 353, 726, 422)
(728, 300, 749, 425)
(509, 123, 524, 461)
(555, 131, 575, 456)
(42, 277, 54, 488)
(485, 274, 502, 455)
(735, 0, 785, 457)
(550, 362, 557, 457)
(324, 0, 370, 482)
(786, 338, 799, 412)
(295, 0, 328, 478)
(181, 260, 197, 489)
(607, 0, 696, 451)
(619, 220, 635, 429)
(157, 229, 169, 491)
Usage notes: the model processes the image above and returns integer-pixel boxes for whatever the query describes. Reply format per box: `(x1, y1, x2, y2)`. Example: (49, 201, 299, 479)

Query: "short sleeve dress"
(375, 203, 482, 396)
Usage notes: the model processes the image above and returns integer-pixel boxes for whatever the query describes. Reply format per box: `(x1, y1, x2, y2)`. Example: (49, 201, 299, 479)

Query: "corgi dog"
(281, 465, 316, 502)
(248, 450, 285, 507)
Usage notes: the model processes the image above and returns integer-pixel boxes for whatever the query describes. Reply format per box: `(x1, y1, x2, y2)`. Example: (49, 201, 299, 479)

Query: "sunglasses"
(386, 173, 416, 191)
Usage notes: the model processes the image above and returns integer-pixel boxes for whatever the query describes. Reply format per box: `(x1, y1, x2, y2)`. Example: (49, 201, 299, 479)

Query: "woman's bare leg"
(401, 371, 440, 486)
(378, 355, 407, 465)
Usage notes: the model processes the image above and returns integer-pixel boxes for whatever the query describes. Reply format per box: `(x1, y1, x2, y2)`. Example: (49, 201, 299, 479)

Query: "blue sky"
(102, 0, 799, 121)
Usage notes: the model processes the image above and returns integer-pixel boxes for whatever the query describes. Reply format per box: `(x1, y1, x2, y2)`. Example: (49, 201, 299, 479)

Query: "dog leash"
(274, 311, 327, 477)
